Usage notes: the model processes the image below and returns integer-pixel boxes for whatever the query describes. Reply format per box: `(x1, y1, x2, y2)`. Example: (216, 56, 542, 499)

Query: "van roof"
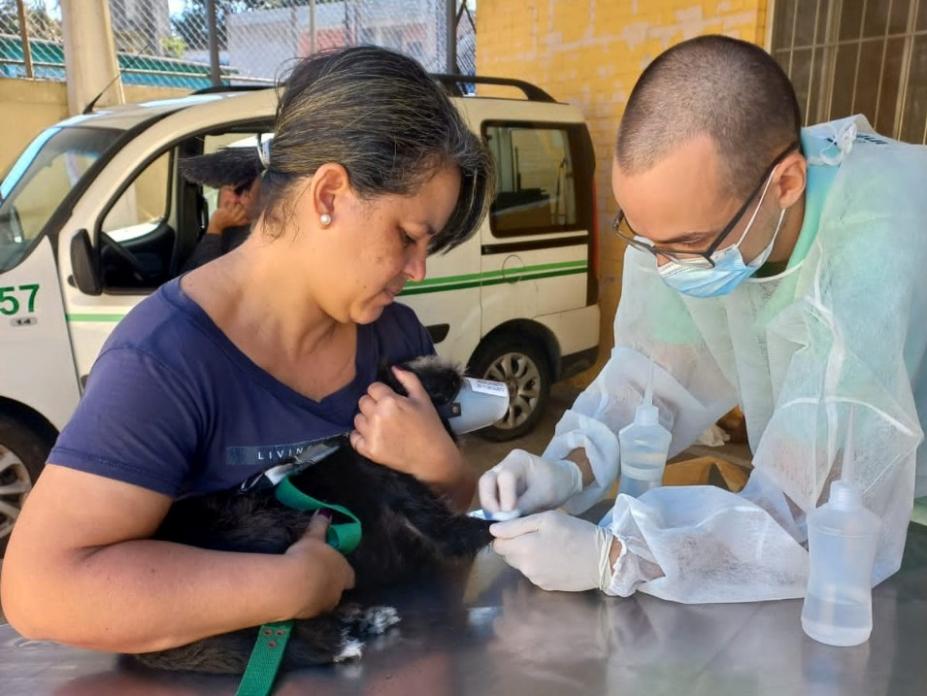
(57, 91, 263, 131)
(57, 75, 568, 132)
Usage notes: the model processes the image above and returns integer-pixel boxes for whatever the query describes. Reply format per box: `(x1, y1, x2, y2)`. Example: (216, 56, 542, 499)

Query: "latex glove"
(478, 449, 582, 515)
(490, 510, 616, 592)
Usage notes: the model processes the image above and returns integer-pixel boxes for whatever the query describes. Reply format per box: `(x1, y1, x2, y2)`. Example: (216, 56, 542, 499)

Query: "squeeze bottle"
(618, 362, 671, 498)
(801, 430, 881, 646)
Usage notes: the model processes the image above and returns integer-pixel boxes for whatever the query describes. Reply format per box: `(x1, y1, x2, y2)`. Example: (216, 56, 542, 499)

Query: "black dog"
(132, 357, 493, 674)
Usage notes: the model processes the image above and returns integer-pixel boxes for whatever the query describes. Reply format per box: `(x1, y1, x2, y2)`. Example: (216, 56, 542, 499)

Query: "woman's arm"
(0, 465, 354, 653)
(411, 441, 477, 512)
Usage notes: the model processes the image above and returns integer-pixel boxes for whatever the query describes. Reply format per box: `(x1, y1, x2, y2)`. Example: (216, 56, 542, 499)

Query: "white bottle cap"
(828, 480, 863, 510)
(633, 360, 660, 426)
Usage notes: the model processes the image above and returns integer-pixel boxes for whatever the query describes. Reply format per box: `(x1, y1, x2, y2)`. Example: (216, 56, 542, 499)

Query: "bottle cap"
(633, 360, 660, 426)
(828, 480, 863, 510)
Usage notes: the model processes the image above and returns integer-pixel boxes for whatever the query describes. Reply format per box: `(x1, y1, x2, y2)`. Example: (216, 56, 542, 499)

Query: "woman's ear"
(310, 163, 352, 223)
(775, 152, 807, 210)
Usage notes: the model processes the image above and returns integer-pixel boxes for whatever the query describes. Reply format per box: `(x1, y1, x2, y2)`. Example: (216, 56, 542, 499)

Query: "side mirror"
(70, 229, 101, 296)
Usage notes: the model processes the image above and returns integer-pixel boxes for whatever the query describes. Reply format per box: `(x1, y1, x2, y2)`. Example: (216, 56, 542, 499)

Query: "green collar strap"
(273, 475, 362, 554)
(234, 621, 293, 696)
(235, 475, 362, 695)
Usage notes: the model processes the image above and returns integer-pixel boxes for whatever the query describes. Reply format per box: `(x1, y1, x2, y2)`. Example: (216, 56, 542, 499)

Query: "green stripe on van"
(405, 259, 586, 289)
(64, 260, 589, 320)
(66, 313, 128, 322)
(399, 265, 588, 296)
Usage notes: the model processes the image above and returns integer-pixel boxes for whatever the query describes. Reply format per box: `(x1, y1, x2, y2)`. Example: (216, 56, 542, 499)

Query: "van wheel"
(0, 416, 50, 556)
(469, 336, 551, 442)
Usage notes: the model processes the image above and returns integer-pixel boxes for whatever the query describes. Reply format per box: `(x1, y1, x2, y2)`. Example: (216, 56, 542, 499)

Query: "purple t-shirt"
(50, 278, 434, 497)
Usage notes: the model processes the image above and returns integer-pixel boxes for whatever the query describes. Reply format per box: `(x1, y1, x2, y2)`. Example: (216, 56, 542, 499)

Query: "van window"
(98, 151, 175, 291)
(0, 126, 116, 272)
(485, 124, 578, 236)
(101, 151, 172, 242)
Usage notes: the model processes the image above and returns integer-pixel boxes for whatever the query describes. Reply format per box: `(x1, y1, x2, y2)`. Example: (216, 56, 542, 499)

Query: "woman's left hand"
(350, 367, 463, 486)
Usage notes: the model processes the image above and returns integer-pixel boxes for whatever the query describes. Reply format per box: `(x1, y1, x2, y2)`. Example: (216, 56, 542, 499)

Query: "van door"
(0, 126, 120, 431)
(0, 238, 82, 430)
(472, 120, 596, 438)
(480, 122, 594, 327)
(63, 123, 273, 379)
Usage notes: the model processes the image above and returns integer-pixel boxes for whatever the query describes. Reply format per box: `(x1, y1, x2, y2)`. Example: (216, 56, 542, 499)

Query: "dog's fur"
(132, 357, 493, 674)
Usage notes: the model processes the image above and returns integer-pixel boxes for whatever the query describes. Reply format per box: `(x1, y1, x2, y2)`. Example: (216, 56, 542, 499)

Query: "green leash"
(274, 476, 363, 554)
(235, 475, 362, 696)
(234, 622, 293, 696)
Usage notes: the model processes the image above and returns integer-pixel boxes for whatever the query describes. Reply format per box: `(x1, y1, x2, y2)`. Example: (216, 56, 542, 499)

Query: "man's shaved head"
(616, 35, 801, 198)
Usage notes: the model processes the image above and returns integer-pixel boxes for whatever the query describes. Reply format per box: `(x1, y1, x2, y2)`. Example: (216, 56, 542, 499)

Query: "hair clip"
(256, 133, 273, 170)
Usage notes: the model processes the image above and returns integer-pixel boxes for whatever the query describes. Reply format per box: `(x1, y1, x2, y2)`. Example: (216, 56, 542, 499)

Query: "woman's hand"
(350, 367, 474, 508)
(283, 511, 356, 618)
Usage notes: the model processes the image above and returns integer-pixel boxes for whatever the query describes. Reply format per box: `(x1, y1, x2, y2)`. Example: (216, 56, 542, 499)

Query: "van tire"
(0, 415, 50, 557)
(469, 336, 551, 442)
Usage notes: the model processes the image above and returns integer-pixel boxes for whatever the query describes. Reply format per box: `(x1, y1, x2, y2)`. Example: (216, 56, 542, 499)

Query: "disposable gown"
(545, 116, 927, 603)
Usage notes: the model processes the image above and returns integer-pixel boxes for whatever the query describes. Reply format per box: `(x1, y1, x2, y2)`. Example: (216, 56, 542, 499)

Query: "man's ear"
(775, 152, 807, 209)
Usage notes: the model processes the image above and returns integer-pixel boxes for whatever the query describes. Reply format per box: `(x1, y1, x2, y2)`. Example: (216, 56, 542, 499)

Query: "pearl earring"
(320, 213, 332, 226)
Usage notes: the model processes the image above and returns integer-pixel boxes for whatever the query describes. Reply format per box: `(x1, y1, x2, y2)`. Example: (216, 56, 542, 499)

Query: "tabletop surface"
(2, 507, 926, 696)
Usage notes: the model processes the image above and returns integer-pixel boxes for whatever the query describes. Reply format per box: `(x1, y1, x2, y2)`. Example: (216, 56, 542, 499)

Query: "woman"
(1, 47, 493, 653)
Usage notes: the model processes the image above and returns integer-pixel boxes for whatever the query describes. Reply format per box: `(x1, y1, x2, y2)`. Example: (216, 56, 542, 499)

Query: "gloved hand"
(478, 449, 582, 515)
(490, 510, 617, 592)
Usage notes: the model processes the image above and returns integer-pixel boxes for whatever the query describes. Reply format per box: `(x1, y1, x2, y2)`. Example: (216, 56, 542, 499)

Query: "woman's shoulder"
(100, 278, 219, 370)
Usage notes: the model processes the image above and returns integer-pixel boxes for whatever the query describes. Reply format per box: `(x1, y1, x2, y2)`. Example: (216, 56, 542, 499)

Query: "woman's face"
(295, 163, 462, 325)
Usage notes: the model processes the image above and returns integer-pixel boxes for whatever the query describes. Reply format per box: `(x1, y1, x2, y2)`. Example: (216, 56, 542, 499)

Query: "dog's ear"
(390, 356, 463, 406)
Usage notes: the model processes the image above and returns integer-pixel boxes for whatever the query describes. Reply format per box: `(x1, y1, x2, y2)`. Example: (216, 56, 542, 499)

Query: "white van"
(0, 76, 599, 547)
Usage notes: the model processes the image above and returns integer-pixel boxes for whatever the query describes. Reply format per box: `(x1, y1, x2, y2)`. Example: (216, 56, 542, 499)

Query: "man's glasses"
(612, 141, 799, 268)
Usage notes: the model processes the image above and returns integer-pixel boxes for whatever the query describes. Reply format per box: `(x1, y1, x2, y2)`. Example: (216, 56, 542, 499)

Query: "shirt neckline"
(161, 277, 374, 414)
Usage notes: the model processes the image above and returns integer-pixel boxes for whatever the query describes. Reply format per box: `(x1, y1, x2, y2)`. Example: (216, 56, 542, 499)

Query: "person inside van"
(480, 35, 927, 603)
(1, 47, 492, 653)
(179, 147, 265, 272)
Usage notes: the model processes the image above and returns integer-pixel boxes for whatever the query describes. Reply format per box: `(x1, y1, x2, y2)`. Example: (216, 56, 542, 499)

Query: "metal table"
(3, 507, 926, 696)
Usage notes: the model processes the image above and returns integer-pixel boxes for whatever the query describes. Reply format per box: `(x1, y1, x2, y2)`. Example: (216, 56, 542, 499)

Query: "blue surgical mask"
(657, 173, 787, 298)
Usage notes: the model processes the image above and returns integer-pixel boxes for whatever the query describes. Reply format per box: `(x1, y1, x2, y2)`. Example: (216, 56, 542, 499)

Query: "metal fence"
(0, 0, 63, 80)
(771, 0, 927, 145)
(1, 0, 475, 88)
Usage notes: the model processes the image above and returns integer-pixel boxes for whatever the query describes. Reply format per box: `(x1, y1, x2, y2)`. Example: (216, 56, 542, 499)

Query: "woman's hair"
(189, 46, 493, 253)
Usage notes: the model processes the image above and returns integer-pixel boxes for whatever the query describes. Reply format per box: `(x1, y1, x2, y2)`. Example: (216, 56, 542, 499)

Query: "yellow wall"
(0, 78, 188, 175)
(478, 0, 769, 383)
(0, 78, 69, 177)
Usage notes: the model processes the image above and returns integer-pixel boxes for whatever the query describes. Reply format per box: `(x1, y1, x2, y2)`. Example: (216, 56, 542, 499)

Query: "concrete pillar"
(61, 0, 125, 115)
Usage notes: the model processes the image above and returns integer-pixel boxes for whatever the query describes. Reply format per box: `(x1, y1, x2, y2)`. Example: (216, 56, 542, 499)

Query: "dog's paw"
(338, 605, 401, 639)
(362, 606, 401, 636)
(333, 637, 364, 662)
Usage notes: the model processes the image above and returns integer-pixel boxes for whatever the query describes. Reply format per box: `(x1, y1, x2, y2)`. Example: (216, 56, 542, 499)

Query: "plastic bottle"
(618, 362, 671, 498)
(801, 478, 881, 646)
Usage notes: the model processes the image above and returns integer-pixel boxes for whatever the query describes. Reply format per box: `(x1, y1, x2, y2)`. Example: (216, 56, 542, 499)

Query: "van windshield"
(0, 125, 120, 272)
